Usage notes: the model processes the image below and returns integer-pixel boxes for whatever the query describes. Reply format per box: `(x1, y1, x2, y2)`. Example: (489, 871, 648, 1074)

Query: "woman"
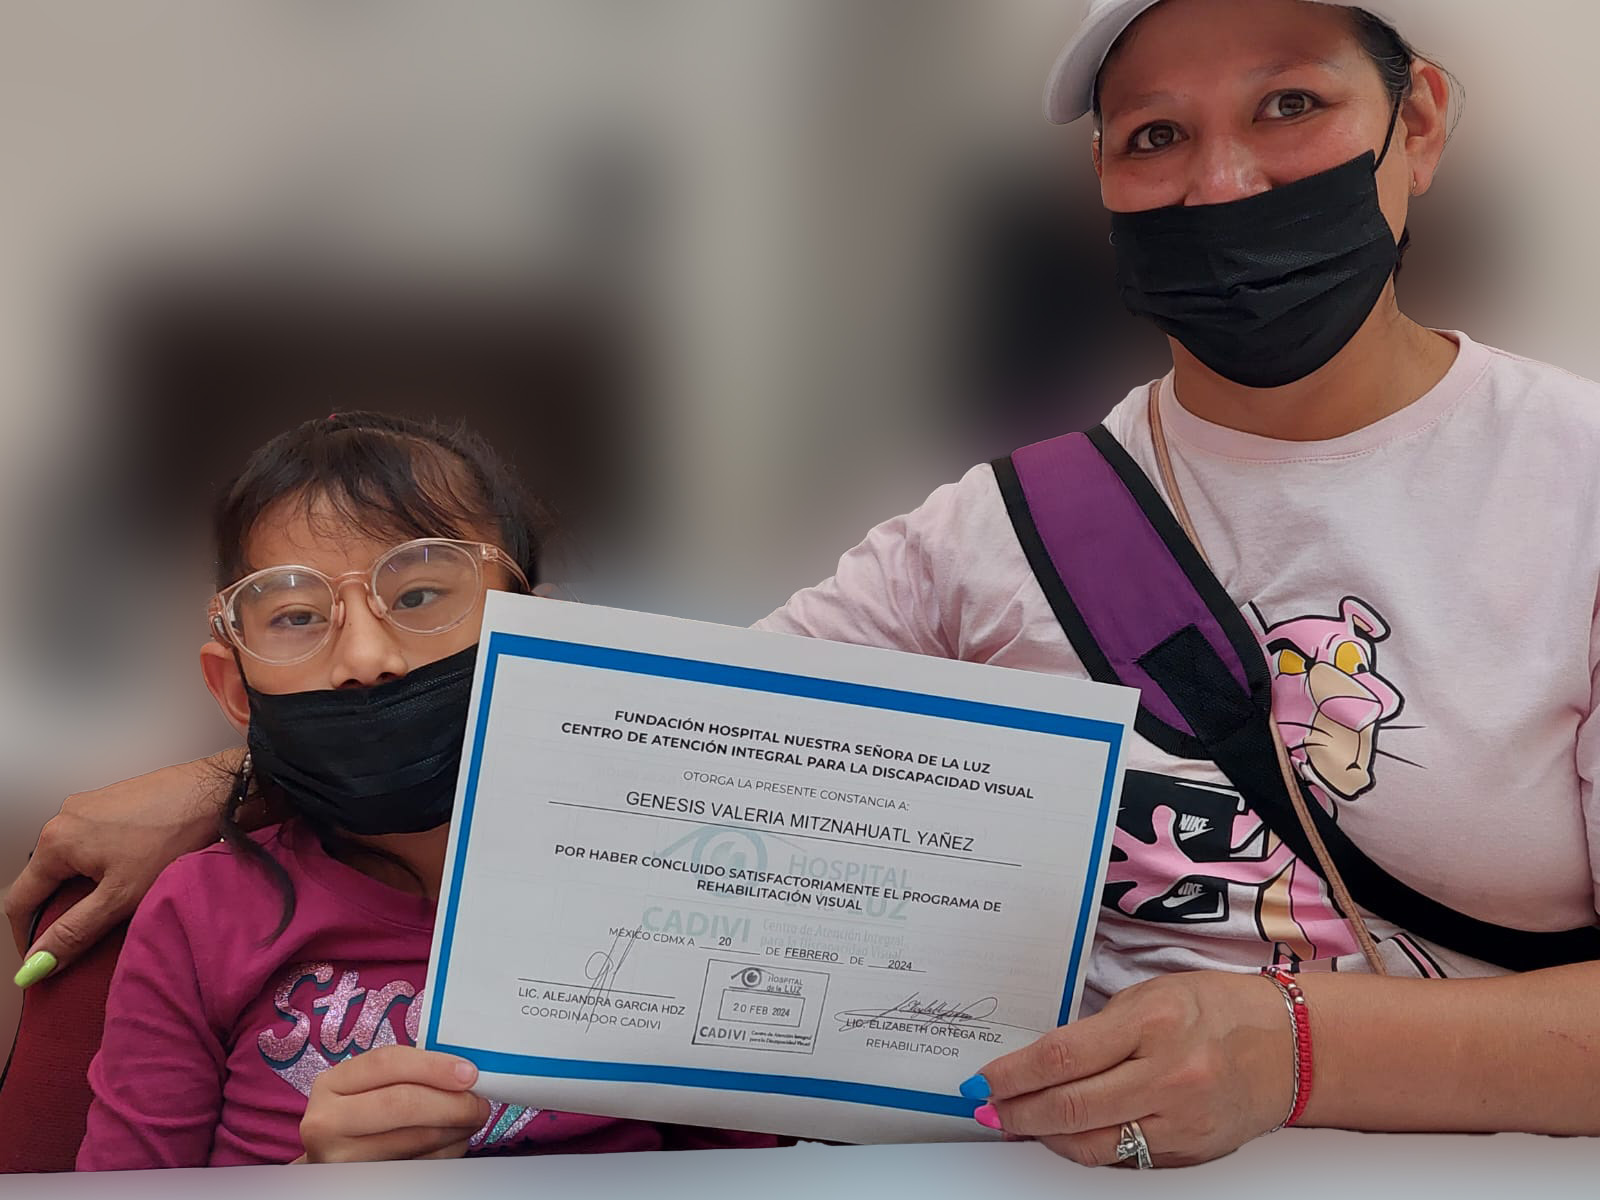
(11, 0, 1600, 1169)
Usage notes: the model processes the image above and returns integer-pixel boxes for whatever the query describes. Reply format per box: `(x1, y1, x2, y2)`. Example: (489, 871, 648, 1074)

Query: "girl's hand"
(299, 1045, 491, 1163)
(972, 970, 1294, 1168)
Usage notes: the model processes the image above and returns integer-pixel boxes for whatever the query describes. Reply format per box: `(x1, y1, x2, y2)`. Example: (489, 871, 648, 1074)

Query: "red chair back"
(0, 879, 128, 1174)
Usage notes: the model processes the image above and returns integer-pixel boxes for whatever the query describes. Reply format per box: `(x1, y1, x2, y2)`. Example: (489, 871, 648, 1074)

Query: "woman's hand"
(5, 752, 240, 981)
(298, 1046, 491, 1163)
(972, 970, 1294, 1168)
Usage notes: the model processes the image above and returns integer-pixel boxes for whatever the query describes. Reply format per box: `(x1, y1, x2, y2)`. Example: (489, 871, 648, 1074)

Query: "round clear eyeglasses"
(208, 537, 529, 665)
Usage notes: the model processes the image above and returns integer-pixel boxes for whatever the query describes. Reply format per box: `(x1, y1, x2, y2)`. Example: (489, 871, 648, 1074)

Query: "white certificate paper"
(419, 593, 1137, 1143)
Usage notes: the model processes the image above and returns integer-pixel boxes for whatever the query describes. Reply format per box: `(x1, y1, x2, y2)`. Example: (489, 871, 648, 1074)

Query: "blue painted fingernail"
(958, 1073, 991, 1102)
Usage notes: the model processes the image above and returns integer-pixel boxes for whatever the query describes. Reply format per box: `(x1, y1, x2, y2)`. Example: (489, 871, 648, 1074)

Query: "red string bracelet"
(1260, 966, 1313, 1129)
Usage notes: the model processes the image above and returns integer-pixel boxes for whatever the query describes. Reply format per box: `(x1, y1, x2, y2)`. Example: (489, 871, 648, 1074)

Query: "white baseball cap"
(1043, 0, 1350, 124)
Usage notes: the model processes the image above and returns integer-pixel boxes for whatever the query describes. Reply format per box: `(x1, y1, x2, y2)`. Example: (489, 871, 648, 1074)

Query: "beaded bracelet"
(1260, 966, 1313, 1130)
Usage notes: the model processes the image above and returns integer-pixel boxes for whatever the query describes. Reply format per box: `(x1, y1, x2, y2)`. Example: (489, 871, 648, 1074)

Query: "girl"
(75, 412, 777, 1168)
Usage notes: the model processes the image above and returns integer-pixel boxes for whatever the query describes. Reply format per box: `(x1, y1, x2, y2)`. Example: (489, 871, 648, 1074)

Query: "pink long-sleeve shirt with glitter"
(77, 823, 778, 1169)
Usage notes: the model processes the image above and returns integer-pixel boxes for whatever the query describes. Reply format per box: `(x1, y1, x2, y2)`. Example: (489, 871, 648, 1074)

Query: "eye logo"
(661, 825, 769, 871)
(731, 967, 764, 989)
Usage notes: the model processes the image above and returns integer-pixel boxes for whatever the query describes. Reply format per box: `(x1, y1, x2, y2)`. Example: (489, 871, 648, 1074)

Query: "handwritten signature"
(579, 929, 642, 1027)
(832, 992, 1007, 1034)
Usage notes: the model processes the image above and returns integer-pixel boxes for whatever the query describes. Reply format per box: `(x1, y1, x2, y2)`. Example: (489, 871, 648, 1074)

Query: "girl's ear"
(201, 641, 251, 737)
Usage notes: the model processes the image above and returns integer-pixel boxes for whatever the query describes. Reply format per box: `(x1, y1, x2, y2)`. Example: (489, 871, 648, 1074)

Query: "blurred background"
(0, 0, 1590, 1046)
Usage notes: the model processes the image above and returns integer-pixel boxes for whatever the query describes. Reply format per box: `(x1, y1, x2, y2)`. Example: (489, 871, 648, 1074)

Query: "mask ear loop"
(1374, 90, 1404, 171)
(1374, 91, 1410, 276)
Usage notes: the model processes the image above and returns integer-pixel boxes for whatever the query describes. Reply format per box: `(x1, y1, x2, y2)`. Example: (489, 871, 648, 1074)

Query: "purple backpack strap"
(992, 424, 1600, 972)
(991, 425, 1272, 761)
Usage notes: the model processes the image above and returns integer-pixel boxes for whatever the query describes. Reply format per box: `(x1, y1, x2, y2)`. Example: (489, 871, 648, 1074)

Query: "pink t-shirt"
(758, 332, 1600, 1009)
(78, 823, 777, 1169)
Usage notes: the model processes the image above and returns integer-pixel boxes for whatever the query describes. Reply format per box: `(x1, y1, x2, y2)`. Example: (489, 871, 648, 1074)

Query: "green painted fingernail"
(14, 951, 57, 990)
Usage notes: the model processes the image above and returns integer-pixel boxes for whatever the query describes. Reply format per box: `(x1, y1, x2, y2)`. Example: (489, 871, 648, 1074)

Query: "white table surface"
(3, 1130, 1592, 1199)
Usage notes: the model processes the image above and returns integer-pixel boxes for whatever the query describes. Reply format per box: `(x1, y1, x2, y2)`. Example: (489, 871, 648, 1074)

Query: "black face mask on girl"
(245, 645, 477, 836)
(1108, 101, 1406, 390)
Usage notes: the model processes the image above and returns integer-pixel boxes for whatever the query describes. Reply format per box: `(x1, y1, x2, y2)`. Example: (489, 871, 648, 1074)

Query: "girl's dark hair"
(214, 411, 553, 939)
(213, 410, 547, 591)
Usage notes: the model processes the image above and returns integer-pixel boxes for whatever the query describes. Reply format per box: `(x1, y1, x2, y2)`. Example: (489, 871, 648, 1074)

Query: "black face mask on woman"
(1109, 101, 1406, 390)
(245, 644, 477, 836)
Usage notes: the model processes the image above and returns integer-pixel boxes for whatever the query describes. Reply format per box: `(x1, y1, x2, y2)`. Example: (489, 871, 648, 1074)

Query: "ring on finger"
(1114, 1119, 1154, 1169)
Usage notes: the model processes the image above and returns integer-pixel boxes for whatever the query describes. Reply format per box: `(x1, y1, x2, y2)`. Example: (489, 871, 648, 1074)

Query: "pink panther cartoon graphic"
(1104, 597, 1409, 964)
(1261, 597, 1404, 803)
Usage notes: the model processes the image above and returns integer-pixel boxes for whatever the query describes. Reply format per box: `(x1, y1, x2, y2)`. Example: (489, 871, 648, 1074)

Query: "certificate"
(419, 593, 1137, 1143)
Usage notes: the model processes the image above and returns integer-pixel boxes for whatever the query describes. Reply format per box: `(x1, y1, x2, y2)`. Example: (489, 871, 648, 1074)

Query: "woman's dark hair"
(1347, 7, 1420, 108)
(214, 410, 554, 939)
(1090, 6, 1452, 275)
(1092, 6, 1429, 124)
(1344, 7, 1423, 272)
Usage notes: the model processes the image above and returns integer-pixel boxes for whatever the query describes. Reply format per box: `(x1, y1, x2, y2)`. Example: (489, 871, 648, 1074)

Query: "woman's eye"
(1128, 122, 1181, 153)
(1262, 91, 1318, 120)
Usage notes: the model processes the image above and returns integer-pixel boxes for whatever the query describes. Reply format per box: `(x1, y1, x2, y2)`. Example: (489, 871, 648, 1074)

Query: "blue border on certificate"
(425, 632, 1124, 1121)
